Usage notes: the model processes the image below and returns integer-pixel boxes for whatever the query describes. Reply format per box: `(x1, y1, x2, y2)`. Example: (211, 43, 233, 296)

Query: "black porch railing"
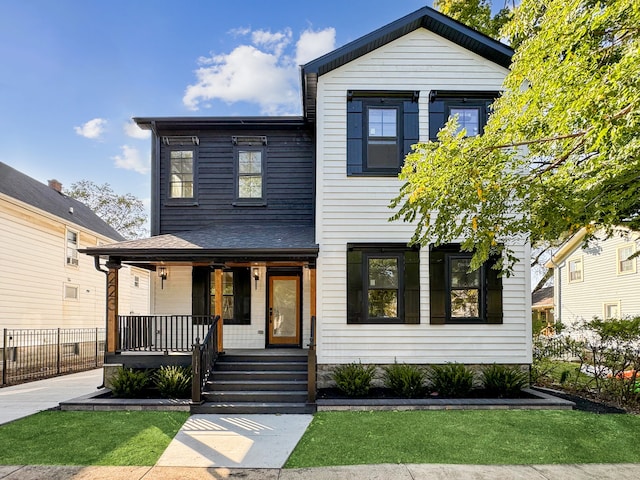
(192, 315, 221, 404)
(117, 315, 217, 353)
(2, 328, 105, 386)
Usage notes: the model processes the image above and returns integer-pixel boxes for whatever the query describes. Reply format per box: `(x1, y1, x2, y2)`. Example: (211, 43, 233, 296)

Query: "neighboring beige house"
(532, 286, 554, 334)
(0, 162, 149, 334)
(546, 228, 640, 324)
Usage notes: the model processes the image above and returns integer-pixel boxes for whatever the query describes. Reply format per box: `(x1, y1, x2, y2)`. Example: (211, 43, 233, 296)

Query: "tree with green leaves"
(391, 0, 640, 274)
(66, 180, 147, 239)
(434, 0, 514, 39)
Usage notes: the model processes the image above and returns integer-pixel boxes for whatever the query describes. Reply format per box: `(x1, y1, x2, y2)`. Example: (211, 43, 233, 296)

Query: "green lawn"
(286, 410, 640, 468)
(0, 411, 188, 466)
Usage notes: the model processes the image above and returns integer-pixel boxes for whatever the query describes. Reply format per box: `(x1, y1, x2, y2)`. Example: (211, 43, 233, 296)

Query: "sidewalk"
(1, 463, 640, 479)
(0, 369, 103, 425)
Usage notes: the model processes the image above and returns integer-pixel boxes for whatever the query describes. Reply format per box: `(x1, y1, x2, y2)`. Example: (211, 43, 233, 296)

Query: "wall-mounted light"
(158, 266, 168, 289)
(253, 267, 260, 289)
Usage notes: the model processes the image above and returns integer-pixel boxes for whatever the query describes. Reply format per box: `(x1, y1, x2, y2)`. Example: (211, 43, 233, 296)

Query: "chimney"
(48, 179, 62, 193)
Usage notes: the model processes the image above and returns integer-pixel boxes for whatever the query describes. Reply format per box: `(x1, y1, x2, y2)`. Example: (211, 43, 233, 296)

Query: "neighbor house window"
(64, 284, 79, 300)
(347, 91, 419, 176)
(169, 150, 194, 199)
(66, 229, 79, 266)
(429, 244, 503, 324)
(347, 244, 419, 324)
(603, 302, 620, 320)
(428, 91, 499, 141)
(134, 276, 140, 288)
(237, 149, 264, 200)
(617, 244, 636, 275)
(568, 258, 583, 283)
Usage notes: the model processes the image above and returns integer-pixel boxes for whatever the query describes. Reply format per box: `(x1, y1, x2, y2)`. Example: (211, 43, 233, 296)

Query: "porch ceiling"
(79, 223, 318, 262)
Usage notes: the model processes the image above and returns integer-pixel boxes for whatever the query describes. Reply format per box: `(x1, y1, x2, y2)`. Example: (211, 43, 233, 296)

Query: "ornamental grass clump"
(428, 363, 474, 397)
(110, 367, 150, 398)
(383, 363, 426, 398)
(332, 362, 376, 397)
(481, 364, 529, 398)
(153, 365, 193, 399)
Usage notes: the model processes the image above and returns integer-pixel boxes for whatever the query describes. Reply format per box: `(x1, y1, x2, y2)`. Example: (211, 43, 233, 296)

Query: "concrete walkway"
(1, 463, 640, 479)
(0, 369, 103, 425)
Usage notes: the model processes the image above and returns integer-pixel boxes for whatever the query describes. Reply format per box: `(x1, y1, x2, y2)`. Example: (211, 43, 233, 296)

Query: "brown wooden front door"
(267, 273, 301, 347)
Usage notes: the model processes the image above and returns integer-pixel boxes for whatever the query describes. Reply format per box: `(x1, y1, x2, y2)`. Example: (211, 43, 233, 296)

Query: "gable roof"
(301, 5, 514, 121)
(0, 162, 125, 241)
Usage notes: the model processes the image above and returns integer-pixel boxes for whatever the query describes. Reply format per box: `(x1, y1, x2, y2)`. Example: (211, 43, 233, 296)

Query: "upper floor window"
(169, 150, 194, 199)
(568, 257, 583, 283)
(617, 244, 636, 275)
(134, 276, 140, 288)
(237, 149, 264, 200)
(347, 244, 419, 324)
(347, 91, 419, 176)
(429, 244, 503, 325)
(429, 91, 499, 141)
(66, 229, 79, 266)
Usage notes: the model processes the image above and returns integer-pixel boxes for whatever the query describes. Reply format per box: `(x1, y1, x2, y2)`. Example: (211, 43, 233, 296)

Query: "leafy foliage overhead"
(392, 0, 640, 272)
(66, 180, 148, 240)
(434, 0, 514, 39)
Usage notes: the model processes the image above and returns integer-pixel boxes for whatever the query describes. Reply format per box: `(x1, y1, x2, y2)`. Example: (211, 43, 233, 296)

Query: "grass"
(285, 410, 640, 468)
(0, 410, 188, 466)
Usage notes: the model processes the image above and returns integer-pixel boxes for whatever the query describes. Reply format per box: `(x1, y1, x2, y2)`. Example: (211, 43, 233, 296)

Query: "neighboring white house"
(0, 162, 150, 335)
(546, 228, 640, 324)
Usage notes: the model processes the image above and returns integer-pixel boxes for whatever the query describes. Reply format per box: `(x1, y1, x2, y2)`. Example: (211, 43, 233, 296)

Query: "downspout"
(93, 256, 109, 388)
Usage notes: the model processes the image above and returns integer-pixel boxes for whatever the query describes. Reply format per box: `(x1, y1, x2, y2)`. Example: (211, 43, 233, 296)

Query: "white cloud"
(112, 145, 149, 174)
(124, 120, 151, 140)
(229, 26, 251, 37)
(183, 26, 336, 116)
(74, 118, 107, 139)
(295, 28, 336, 65)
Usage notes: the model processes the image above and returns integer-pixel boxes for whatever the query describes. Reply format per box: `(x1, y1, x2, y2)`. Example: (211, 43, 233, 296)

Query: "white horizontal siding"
(315, 28, 530, 365)
(556, 232, 640, 323)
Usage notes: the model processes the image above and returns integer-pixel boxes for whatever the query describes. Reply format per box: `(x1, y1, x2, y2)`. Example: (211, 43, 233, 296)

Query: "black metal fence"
(1, 328, 105, 386)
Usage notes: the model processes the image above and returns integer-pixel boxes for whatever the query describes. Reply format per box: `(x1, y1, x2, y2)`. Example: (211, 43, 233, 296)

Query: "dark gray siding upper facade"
(138, 119, 314, 236)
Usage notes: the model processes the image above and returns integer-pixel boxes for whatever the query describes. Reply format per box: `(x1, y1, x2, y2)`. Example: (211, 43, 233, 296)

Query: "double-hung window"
(169, 150, 194, 199)
(428, 91, 499, 141)
(66, 229, 79, 266)
(568, 258, 583, 283)
(429, 244, 503, 324)
(617, 244, 636, 275)
(237, 149, 264, 201)
(347, 91, 419, 176)
(347, 244, 420, 324)
(192, 267, 251, 325)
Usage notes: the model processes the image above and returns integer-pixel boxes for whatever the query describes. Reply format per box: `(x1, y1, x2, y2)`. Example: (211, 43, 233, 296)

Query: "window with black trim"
(347, 91, 419, 176)
(429, 244, 502, 324)
(347, 244, 420, 324)
(236, 148, 264, 201)
(428, 91, 499, 141)
(169, 149, 195, 199)
(192, 267, 251, 325)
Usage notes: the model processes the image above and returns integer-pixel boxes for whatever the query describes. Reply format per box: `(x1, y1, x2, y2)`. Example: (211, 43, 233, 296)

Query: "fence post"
(192, 338, 202, 404)
(2, 329, 7, 386)
(56, 328, 61, 375)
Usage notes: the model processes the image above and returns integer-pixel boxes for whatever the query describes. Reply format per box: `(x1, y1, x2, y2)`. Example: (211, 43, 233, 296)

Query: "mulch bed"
(317, 387, 537, 400)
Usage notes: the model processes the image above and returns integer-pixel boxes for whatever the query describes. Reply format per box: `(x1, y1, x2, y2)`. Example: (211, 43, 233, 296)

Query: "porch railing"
(192, 315, 221, 404)
(117, 315, 217, 353)
(2, 328, 105, 386)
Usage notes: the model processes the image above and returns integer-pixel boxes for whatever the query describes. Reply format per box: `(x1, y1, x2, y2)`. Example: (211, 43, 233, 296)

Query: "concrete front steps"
(191, 349, 315, 414)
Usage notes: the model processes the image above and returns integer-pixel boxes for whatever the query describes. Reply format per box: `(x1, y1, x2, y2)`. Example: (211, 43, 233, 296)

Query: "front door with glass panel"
(267, 274, 301, 346)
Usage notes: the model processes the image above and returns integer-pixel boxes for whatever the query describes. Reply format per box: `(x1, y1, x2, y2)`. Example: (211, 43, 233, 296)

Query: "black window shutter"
(346, 249, 363, 323)
(428, 99, 445, 142)
(192, 267, 209, 316)
(234, 268, 251, 325)
(486, 256, 503, 324)
(403, 100, 419, 162)
(403, 249, 420, 324)
(429, 247, 447, 324)
(346, 99, 363, 175)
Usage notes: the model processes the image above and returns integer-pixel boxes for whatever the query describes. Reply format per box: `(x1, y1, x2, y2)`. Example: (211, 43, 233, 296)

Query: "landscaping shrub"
(153, 365, 192, 399)
(428, 363, 474, 397)
(110, 367, 150, 398)
(332, 362, 376, 397)
(481, 364, 528, 398)
(383, 363, 426, 398)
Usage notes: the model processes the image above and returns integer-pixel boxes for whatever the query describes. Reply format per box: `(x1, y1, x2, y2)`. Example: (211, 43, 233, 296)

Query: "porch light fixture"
(158, 267, 168, 289)
(253, 267, 260, 289)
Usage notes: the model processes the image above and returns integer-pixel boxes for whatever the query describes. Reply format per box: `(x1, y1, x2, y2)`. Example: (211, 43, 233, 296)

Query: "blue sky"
(0, 0, 433, 211)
